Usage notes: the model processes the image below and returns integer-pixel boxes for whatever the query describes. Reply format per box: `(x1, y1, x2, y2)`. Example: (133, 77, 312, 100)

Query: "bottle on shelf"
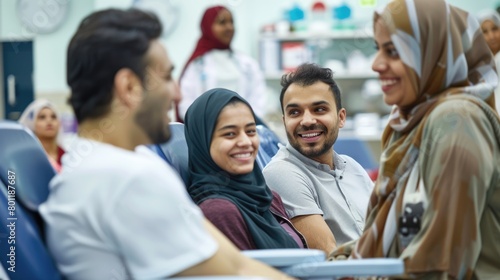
(287, 3, 306, 33)
(309, 1, 330, 34)
(332, 1, 356, 30)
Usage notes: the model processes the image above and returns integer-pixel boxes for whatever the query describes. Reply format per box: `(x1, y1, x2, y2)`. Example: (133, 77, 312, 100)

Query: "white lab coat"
(179, 49, 267, 120)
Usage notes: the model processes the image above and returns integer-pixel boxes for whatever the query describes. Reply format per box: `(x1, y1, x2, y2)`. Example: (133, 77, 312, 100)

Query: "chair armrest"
(282, 258, 404, 278)
(169, 277, 270, 280)
(242, 249, 325, 268)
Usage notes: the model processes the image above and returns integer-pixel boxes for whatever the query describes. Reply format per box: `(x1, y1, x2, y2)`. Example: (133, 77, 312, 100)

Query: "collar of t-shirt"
(284, 143, 346, 172)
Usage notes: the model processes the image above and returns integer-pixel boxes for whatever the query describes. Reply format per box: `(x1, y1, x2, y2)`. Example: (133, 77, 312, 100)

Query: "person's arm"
(176, 219, 293, 279)
(263, 159, 336, 254)
(200, 199, 256, 250)
(290, 214, 336, 254)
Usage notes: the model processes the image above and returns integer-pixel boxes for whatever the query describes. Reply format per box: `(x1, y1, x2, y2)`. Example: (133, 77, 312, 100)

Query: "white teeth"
(233, 153, 251, 158)
(302, 132, 320, 138)
(381, 79, 398, 86)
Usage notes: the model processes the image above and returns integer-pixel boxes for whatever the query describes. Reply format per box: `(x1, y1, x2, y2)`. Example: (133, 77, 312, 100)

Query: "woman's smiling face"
(372, 18, 417, 109)
(210, 102, 258, 175)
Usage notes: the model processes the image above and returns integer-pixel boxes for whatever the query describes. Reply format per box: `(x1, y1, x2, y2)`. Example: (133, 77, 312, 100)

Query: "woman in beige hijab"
(331, 0, 500, 278)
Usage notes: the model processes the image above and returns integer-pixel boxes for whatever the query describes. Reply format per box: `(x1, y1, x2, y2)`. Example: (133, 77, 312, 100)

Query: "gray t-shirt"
(263, 143, 374, 245)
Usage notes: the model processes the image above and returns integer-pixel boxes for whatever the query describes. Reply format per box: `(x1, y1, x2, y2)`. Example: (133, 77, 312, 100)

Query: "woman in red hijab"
(176, 5, 267, 122)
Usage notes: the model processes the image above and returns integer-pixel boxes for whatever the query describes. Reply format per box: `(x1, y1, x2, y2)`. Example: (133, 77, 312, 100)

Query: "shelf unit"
(260, 29, 374, 40)
(259, 29, 388, 117)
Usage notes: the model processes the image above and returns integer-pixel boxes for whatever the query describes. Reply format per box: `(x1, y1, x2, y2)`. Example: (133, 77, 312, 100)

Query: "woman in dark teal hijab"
(184, 88, 305, 250)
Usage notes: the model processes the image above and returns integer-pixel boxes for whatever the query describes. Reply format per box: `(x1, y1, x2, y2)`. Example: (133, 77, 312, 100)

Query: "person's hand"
(328, 254, 348, 261)
(328, 250, 350, 279)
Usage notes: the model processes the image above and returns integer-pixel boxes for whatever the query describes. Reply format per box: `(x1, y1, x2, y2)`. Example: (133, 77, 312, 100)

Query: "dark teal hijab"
(184, 88, 299, 249)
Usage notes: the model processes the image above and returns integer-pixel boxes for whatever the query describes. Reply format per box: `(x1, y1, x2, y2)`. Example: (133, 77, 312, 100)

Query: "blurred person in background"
(19, 99, 65, 172)
(177, 5, 267, 122)
(479, 9, 500, 111)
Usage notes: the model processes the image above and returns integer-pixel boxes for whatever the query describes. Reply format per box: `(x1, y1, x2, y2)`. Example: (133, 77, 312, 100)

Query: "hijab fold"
(184, 88, 299, 249)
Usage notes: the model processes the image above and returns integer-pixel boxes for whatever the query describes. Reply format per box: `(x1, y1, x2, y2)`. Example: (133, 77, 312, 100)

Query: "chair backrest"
(256, 125, 283, 169)
(256, 125, 282, 157)
(153, 122, 190, 186)
(0, 121, 56, 211)
(0, 120, 61, 279)
(334, 137, 378, 171)
(0, 180, 61, 280)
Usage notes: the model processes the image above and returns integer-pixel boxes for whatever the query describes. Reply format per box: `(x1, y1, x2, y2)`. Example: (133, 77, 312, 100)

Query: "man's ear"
(338, 108, 347, 128)
(113, 68, 143, 108)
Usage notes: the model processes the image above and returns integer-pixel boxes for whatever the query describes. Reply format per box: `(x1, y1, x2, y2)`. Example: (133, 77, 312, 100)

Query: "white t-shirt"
(39, 138, 217, 280)
(179, 49, 267, 120)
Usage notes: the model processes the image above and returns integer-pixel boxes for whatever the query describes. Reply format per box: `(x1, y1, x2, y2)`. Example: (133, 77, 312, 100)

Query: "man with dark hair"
(263, 63, 373, 255)
(40, 9, 290, 279)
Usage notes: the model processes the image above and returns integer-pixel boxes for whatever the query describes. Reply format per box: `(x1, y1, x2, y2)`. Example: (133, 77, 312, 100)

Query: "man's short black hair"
(279, 63, 342, 113)
(67, 9, 162, 123)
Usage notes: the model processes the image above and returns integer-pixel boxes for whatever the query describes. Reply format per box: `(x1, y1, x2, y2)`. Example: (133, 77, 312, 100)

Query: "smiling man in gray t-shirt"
(263, 63, 374, 255)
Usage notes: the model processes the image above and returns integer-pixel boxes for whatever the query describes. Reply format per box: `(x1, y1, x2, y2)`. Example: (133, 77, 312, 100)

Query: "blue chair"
(152, 122, 190, 186)
(256, 125, 283, 169)
(334, 136, 378, 171)
(0, 181, 61, 280)
(0, 121, 56, 211)
(256, 125, 282, 157)
(0, 121, 61, 279)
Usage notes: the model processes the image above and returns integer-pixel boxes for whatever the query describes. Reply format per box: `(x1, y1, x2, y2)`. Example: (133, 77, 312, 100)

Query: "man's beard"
(286, 123, 338, 159)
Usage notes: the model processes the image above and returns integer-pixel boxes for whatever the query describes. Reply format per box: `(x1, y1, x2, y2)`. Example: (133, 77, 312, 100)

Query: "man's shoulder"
(60, 142, 181, 189)
(264, 146, 304, 172)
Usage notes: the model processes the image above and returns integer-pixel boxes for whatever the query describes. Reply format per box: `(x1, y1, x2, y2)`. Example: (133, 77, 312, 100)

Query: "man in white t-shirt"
(39, 8, 289, 280)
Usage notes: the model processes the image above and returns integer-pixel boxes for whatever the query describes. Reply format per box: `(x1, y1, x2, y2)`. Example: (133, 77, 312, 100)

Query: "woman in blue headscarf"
(184, 88, 306, 250)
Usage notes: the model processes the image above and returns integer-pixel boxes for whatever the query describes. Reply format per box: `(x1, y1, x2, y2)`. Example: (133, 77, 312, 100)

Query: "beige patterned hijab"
(349, 0, 499, 276)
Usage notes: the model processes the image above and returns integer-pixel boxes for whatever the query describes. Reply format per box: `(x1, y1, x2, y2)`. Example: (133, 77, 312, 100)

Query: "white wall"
(1, 0, 95, 96)
(1, 0, 499, 96)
